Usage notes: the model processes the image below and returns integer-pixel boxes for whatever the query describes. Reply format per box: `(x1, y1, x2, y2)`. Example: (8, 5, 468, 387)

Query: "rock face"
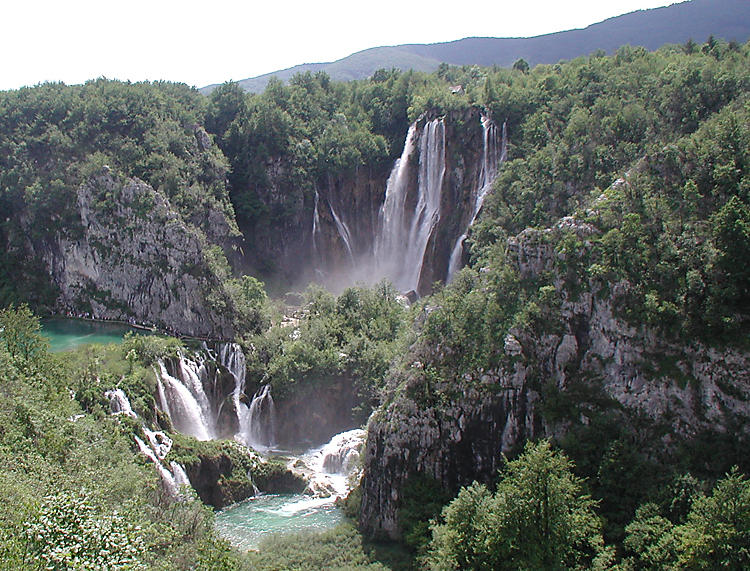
(237, 161, 390, 289)
(359, 222, 750, 539)
(172, 441, 306, 509)
(37, 171, 234, 338)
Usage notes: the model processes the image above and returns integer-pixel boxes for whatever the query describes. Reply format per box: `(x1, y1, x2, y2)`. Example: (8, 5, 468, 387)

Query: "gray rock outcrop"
(38, 171, 234, 338)
(359, 220, 750, 539)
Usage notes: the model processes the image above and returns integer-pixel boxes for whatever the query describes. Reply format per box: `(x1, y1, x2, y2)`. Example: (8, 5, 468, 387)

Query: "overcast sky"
(1, 0, 678, 91)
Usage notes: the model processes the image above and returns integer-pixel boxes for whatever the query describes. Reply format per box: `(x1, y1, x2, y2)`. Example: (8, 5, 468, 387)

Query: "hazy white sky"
(1, 0, 677, 91)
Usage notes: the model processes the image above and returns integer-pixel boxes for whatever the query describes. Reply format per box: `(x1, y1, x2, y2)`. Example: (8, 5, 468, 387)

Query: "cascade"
(104, 388, 137, 417)
(311, 189, 321, 256)
(135, 435, 191, 499)
(156, 360, 213, 440)
(298, 428, 366, 498)
(142, 427, 173, 459)
(177, 354, 217, 435)
(171, 461, 192, 491)
(319, 428, 365, 475)
(375, 118, 445, 292)
(242, 385, 276, 450)
(155, 343, 278, 451)
(103, 386, 193, 500)
(328, 198, 355, 264)
(447, 117, 507, 282)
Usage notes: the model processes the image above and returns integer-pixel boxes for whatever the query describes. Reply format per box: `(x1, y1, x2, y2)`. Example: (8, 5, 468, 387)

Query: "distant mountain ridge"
(201, 0, 750, 94)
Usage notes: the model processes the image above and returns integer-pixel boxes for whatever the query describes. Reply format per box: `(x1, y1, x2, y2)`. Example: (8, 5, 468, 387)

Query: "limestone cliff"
(36, 170, 235, 338)
(359, 219, 750, 539)
(236, 161, 390, 289)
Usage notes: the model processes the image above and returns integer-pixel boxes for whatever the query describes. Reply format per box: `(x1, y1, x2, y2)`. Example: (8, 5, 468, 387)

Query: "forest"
(0, 36, 748, 569)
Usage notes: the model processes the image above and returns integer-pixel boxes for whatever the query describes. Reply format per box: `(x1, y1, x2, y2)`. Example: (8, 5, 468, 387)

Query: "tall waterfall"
(375, 118, 446, 292)
(447, 117, 507, 282)
(155, 343, 276, 450)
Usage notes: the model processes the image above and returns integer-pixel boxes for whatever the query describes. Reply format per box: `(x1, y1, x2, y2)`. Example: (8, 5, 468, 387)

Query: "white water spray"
(104, 388, 137, 417)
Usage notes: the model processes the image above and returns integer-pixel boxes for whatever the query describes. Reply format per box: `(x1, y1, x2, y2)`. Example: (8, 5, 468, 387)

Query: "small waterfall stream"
(447, 116, 507, 282)
(105, 388, 137, 417)
(328, 198, 355, 265)
(242, 385, 276, 450)
(104, 387, 193, 499)
(311, 189, 321, 257)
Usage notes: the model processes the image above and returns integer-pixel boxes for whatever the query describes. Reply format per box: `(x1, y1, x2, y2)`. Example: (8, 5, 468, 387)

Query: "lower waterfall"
(146, 344, 363, 547)
(155, 343, 276, 448)
(104, 387, 193, 499)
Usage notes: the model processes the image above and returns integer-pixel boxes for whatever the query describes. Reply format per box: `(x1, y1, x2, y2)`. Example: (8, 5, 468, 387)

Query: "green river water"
(41, 318, 151, 352)
(215, 494, 344, 550)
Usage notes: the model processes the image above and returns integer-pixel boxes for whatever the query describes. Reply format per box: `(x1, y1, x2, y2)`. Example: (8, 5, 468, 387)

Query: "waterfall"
(242, 385, 276, 451)
(375, 118, 445, 292)
(104, 388, 137, 417)
(312, 189, 321, 256)
(171, 461, 192, 491)
(298, 428, 365, 498)
(328, 198, 355, 264)
(156, 361, 213, 441)
(155, 343, 279, 452)
(135, 435, 191, 500)
(375, 123, 418, 282)
(177, 355, 216, 435)
(319, 428, 365, 475)
(447, 117, 507, 282)
(142, 427, 173, 459)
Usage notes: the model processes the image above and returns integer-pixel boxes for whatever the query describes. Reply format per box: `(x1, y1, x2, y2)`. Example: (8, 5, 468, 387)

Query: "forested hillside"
(0, 36, 748, 570)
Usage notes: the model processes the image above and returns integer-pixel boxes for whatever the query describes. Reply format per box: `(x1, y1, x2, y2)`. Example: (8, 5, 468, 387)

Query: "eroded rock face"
(39, 171, 234, 338)
(359, 223, 750, 540)
(360, 374, 539, 539)
(238, 161, 391, 288)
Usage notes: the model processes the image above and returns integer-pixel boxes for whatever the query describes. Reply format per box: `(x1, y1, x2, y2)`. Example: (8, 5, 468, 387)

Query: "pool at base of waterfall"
(215, 493, 345, 550)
